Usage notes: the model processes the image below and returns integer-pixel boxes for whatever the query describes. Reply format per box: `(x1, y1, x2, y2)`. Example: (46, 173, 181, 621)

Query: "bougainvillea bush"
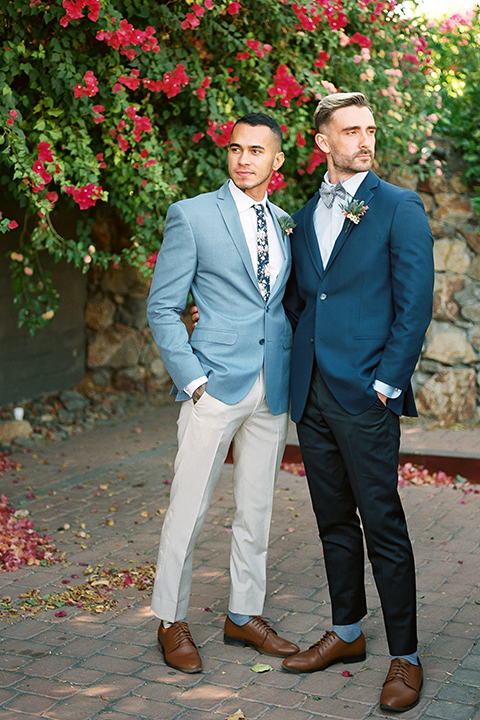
(429, 8, 480, 212)
(1, 0, 443, 333)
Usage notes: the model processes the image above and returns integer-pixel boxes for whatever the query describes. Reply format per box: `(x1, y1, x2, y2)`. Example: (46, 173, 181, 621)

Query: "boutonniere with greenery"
(339, 199, 369, 231)
(277, 214, 296, 235)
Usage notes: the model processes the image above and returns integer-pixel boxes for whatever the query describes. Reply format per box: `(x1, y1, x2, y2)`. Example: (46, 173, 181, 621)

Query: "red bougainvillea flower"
(73, 70, 99, 98)
(145, 251, 158, 269)
(207, 119, 235, 147)
(64, 183, 102, 210)
(37, 142, 54, 164)
(227, 2, 241, 14)
(267, 170, 287, 195)
(8, 220, 18, 230)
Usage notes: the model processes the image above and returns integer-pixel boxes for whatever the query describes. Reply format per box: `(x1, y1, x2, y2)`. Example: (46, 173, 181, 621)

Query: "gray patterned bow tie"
(320, 181, 348, 209)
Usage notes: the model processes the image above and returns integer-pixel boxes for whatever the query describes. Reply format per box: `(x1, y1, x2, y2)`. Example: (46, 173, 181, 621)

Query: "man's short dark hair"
(314, 92, 372, 133)
(234, 112, 283, 149)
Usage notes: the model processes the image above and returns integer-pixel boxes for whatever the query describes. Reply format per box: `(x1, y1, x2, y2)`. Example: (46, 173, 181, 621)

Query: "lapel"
(324, 170, 379, 273)
(301, 191, 325, 279)
(216, 181, 259, 293)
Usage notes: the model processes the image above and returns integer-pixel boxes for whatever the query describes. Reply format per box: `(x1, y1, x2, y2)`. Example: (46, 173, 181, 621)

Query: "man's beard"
(332, 152, 374, 175)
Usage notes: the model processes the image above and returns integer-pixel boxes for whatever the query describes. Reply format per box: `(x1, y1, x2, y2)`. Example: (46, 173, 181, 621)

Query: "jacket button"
(259, 339, 265, 345)
(319, 293, 327, 300)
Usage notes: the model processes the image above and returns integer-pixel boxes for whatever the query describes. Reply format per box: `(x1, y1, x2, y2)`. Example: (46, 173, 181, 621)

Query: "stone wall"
(84, 146, 480, 424)
(388, 143, 480, 423)
(84, 263, 171, 395)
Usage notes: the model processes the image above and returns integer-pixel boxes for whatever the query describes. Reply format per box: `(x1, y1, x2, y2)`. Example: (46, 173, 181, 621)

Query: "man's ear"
(273, 151, 285, 171)
(315, 132, 330, 155)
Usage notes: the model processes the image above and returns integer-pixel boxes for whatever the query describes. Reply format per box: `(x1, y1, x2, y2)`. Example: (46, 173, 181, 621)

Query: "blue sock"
(332, 622, 361, 643)
(228, 612, 252, 626)
(392, 652, 419, 666)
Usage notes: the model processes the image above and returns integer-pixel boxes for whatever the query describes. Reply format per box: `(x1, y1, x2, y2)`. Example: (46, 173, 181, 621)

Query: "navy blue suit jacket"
(284, 170, 434, 422)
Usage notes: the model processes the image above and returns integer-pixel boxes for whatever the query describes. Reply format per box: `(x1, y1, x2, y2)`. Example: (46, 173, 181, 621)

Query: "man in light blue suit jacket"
(147, 113, 299, 673)
(281, 94, 433, 713)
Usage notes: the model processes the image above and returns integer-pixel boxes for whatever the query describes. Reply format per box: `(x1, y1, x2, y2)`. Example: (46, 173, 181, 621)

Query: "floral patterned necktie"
(254, 203, 270, 300)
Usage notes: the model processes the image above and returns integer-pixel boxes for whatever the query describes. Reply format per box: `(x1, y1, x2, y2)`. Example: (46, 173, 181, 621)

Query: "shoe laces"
(250, 616, 278, 637)
(310, 630, 336, 651)
(171, 621, 197, 648)
(385, 658, 411, 685)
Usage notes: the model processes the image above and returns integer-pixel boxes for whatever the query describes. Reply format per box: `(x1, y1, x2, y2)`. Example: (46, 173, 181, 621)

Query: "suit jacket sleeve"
(147, 203, 206, 392)
(375, 191, 434, 391)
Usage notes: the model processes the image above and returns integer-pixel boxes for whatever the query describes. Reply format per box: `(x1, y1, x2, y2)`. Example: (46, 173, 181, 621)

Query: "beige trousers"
(150, 371, 289, 622)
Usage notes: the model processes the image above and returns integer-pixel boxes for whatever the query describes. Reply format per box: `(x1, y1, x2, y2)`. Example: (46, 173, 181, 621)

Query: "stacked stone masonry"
(85, 154, 480, 424)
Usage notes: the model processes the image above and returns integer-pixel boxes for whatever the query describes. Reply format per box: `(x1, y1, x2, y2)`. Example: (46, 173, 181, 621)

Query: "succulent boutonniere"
(339, 199, 369, 231)
(277, 214, 296, 235)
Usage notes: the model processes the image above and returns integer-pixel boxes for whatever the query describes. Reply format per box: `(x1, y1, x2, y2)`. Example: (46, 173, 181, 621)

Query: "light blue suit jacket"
(147, 181, 293, 415)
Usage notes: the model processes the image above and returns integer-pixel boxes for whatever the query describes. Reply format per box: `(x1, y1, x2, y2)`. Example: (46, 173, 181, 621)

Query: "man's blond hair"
(314, 92, 372, 133)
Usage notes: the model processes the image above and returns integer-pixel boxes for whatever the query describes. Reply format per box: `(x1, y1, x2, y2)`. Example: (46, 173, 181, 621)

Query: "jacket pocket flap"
(192, 329, 237, 345)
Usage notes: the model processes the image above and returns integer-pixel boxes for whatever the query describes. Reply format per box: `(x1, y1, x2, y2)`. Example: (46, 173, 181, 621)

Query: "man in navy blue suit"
(281, 92, 434, 713)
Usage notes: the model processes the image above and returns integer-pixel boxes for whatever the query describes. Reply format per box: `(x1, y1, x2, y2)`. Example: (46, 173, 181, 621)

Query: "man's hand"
(192, 382, 206, 404)
(190, 305, 199, 329)
(376, 391, 387, 406)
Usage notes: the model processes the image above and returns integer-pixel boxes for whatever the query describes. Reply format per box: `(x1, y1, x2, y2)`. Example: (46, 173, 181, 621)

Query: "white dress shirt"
(314, 171, 401, 401)
(184, 181, 284, 397)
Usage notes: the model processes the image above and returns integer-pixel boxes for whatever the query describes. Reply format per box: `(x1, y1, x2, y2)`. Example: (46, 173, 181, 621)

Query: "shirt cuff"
(184, 376, 208, 397)
(374, 379, 402, 399)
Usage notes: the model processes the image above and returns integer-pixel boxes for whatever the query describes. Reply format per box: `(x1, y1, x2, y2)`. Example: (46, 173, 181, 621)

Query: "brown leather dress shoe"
(224, 616, 299, 657)
(157, 621, 202, 673)
(281, 630, 366, 673)
(380, 657, 423, 712)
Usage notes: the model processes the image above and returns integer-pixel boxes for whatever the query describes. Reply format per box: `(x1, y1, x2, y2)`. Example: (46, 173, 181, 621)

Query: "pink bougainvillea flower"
(8, 220, 18, 229)
(145, 251, 158, 269)
(227, 2, 241, 14)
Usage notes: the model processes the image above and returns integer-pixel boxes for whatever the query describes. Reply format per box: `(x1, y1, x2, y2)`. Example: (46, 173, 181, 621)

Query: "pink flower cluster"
(0, 494, 58, 571)
(6, 109, 18, 127)
(292, 0, 347, 32)
(96, 19, 159, 60)
(64, 183, 102, 210)
(145, 251, 158, 269)
(181, 0, 215, 29)
(60, 0, 100, 28)
(125, 106, 152, 143)
(142, 64, 190, 98)
(114, 68, 141, 92)
(31, 142, 56, 193)
(264, 65, 308, 108)
(207, 119, 235, 147)
(314, 50, 331, 69)
(196, 76, 211, 100)
(267, 170, 287, 195)
(349, 32, 372, 49)
(236, 39, 272, 61)
(73, 70, 99, 98)
(93, 104, 105, 123)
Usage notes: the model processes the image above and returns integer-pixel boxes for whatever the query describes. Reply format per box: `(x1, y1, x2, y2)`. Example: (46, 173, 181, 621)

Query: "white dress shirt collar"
(228, 179, 268, 210)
